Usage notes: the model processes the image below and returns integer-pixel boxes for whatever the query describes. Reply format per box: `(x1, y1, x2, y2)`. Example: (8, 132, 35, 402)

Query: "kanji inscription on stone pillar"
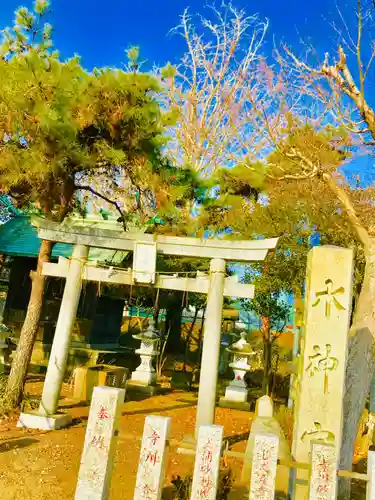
(250, 433, 279, 500)
(134, 415, 171, 500)
(292, 246, 353, 500)
(309, 442, 337, 500)
(75, 386, 125, 500)
(191, 425, 224, 500)
(367, 450, 375, 500)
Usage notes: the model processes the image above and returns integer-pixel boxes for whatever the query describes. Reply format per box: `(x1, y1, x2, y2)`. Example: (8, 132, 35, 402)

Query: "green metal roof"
(0, 216, 128, 264)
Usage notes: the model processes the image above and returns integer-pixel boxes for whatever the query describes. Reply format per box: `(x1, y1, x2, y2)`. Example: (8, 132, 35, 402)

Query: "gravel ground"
(0, 378, 253, 500)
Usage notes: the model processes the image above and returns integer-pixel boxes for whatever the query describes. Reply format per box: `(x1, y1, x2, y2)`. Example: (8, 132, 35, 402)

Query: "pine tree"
(0, 1, 185, 406)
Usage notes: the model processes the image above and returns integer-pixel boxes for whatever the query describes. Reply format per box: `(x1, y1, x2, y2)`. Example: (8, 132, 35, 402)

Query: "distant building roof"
(0, 215, 128, 264)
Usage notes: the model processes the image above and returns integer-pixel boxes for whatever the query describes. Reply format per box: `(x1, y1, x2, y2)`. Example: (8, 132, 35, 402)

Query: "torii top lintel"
(32, 217, 278, 263)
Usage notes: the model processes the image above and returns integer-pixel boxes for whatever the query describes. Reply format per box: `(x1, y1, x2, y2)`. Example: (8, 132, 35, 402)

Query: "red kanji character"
(97, 406, 110, 420)
(149, 429, 161, 446)
(145, 450, 158, 466)
(199, 475, 213, 497)
(200, 450, 213, 474)
(317, 483, 329, 494)
(317, 457, 329, 482)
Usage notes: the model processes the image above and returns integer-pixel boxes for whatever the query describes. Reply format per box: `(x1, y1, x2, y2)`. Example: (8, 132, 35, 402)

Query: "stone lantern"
(219, 331, 256, 410)
(129, 319, 160, 391)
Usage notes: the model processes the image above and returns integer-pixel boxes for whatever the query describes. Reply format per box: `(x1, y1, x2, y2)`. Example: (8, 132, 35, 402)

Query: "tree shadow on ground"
(0, 437, 39, 453)
(69, 416, 88, 428)
(122, 401, 197, 416)
(223, 431, 250, 447)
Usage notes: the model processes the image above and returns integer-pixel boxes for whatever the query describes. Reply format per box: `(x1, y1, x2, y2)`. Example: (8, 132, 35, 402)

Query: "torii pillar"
(195, 258, 226, 437)
(18, 244, 89, 429)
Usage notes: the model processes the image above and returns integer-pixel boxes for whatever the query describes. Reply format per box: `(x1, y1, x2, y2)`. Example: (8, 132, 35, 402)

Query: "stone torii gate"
(18, 218, 278, 432)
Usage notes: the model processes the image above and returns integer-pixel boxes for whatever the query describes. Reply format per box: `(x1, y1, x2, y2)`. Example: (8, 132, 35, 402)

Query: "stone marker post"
(134, 415, 171, 500)
(370, 377, 375, 414)
(292, 246, 353, 499)
(195, 259, 226, 437)
(308, 442, 337, 500)
(249, 433, 279, 500)
(75, 386, 125, 500)
(40, 244, 89, 417)
(367, 449, 375, 500)
(191, 424, 224, 500)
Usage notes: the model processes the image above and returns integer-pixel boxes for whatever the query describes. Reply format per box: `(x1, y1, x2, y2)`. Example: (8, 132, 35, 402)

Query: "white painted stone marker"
(249, 433, 279, 500)
(75, 386, 125, 500)
(191, 424, 224, 500)
(367, 450, 375, 500)
(134, 415, 171, 500)
(308, 442, 337, 500)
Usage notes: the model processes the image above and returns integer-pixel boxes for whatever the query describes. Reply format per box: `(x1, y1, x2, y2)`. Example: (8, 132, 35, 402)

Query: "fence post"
(249, 433, 279, 499)
(367, 449, 375, 499)
(309, 441, 337, 500)
(75, 386, 125, 500)
(190, 424, 224, 500)
(134, 415, 171, 500)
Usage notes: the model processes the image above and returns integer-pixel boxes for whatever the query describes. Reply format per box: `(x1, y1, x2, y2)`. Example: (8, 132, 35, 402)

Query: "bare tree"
(161, 3, 290, 175)
(267, 3, 375, 490)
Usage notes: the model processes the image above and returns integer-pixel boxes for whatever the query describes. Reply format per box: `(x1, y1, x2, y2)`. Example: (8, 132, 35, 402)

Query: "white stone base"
(17, 411, 72, 430)
(131, 370, 156, 385)
(224, 385, 249, 403)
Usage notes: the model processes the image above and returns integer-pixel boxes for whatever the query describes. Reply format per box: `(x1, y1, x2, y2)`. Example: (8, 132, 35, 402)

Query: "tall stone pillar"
(291, 246, 353, 499)
(195, 258, 226, 438)
(18, 244, 89, 430)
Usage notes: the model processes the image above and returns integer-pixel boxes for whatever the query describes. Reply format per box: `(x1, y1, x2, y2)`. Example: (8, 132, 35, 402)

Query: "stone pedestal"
(291, 246, 353, 500)
(17, 411, 72, 430)
(219, 332, 255, 411)
(73, 365, 128, 402)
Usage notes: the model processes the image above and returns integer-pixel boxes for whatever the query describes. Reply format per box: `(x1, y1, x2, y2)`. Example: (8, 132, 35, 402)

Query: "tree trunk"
(165, 292, 183, 353)
(262, 315, 272, 396)
(183, 307, 199, 372)
(339, 241, 375, 498)
(5, 240, 53, 407)
(262, 340, 272, 396)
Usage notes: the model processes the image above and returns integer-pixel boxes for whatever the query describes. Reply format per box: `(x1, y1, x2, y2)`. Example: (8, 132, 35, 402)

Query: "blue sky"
(0, 0, 373, 182)
(0, 0, 348, 70)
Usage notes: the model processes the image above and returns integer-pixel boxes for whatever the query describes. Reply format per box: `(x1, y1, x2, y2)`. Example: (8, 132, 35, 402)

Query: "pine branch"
(74, 185, 126, 230)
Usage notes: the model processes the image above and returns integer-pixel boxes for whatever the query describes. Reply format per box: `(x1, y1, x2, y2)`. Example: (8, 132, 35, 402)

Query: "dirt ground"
(0, 377, 253, 500)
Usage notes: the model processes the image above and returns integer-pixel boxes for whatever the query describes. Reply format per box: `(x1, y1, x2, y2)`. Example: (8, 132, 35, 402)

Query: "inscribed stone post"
(75, 386, 125, 500)
(308, 442, 337, 500)
(367, 450, 375, 500)
(191, 425, 224, 500)
(249, 433, 279, 500)
(370, 377, 375, 414)
(134, 415, 171, 500)
(292, 246, 353, 499)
